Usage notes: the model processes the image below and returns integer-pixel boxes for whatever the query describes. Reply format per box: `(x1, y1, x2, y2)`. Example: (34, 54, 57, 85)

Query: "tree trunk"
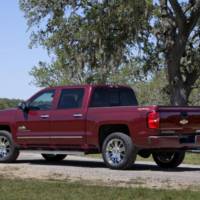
(167, 50, 190, 106)
(166, 29, 191, 106)
(170, 82, 189, 106)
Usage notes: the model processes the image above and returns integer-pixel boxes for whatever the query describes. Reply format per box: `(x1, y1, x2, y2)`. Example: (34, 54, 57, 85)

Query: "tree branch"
(188, 1, 200, 32)
(185, 68, 200, 90)
(169, 0, 187, 30)
(184, 1, 195, 14)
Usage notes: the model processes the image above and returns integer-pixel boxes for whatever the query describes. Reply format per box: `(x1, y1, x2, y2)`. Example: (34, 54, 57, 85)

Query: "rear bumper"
(148, 135, 200, 149)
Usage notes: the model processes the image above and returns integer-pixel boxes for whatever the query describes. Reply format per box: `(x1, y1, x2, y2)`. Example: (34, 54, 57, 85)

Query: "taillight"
(148, 111, 160, 129)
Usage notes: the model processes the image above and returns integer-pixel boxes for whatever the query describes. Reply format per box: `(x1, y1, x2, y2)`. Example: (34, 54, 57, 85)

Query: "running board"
(21, 150, 85, 156)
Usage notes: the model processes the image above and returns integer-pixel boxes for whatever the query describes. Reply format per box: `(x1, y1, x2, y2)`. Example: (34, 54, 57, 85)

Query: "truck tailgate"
(158, 106, 200, 133)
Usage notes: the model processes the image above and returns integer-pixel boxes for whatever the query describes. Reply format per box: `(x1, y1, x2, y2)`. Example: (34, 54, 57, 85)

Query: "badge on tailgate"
(179, 119, 189, 125)
(180, 112, 189, 125)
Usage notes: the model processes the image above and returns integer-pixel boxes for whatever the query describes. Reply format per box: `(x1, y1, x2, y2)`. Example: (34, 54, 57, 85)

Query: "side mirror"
(18, 101, 29, 112)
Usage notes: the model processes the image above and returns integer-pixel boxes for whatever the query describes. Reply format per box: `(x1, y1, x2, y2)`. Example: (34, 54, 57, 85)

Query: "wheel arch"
(98, 124, 130, 150)
(0, 125, 11, 133)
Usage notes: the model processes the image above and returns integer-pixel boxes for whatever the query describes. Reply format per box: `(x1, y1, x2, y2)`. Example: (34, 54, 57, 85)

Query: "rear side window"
(90, 87, 138, 107)
(58, 88, 84, 109)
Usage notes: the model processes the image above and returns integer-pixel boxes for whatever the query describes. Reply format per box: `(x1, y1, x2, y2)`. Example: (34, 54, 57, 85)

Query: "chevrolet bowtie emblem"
(180, 119, 189, 125)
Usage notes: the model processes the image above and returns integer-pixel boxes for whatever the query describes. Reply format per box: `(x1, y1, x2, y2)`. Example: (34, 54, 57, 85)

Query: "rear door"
(50, 87, 87, 148)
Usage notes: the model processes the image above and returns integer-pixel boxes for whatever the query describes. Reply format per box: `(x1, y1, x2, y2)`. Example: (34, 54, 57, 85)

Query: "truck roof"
(45, 84, 132, 90)
(27, 84, 134, 102)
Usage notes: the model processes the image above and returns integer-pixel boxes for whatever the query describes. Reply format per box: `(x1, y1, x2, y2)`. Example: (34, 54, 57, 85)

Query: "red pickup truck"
(0, 84, 200, 169)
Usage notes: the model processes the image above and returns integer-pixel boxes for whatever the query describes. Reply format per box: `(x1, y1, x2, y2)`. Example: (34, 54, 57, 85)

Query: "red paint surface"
(0, 85, 200, 152)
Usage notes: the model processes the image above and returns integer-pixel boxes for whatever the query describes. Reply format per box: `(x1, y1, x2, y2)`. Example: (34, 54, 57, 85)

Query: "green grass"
(88, 152, 200, 165)
(183, 153, 200, 165)
(0, 179, 199, 200)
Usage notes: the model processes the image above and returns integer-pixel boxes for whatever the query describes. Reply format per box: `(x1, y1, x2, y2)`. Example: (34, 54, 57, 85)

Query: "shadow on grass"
(12, 158, 200, 172)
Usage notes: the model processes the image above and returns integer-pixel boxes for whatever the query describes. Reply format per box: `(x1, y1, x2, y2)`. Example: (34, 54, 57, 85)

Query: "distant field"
(89, 152, 200, 165)
(0, 98, 21, 110)
(0, 179, 200, 200)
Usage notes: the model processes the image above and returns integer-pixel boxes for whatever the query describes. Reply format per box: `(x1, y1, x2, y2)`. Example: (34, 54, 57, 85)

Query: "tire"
(0, 131, 19, 163)
(152, 151, 185, 168)
(102, 132, 137, 170)
(42, 154, 67, 162)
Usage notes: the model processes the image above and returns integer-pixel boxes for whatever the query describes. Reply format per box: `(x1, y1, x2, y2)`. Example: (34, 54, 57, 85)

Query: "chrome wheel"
(102, 132, 137, 169)
(105, 138, 126, 166)
(0, 136, 11, 159)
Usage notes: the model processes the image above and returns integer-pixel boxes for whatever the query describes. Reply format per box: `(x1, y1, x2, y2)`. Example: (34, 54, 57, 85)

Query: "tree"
(20, 0, 200, 106)
(20, 0, 149, 85)
(134, 70, 170, 105)
(152, 0, 200, 105)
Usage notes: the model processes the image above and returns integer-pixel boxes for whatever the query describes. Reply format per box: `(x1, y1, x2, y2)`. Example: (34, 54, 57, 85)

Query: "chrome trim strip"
(160, 130, 176, 134)
(17, 136, 83, 139)
(51, 136, 83, 139)
(21, 150, 85, 156)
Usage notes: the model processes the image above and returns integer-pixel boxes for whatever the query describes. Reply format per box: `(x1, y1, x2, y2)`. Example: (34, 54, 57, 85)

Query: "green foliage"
(20, 0, 150, 85)
(20, 0, 200, 105)
(109, 65, 170, 105)
(134, 71, 170, 105)
(189, 84, 200, 106)
(0, 179, 200, 200)
(0, 99, 22, 110)
(144, 1, 200, 105)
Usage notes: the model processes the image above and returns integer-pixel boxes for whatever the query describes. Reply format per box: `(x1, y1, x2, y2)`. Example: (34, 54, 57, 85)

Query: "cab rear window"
(90, 88, 138, 107)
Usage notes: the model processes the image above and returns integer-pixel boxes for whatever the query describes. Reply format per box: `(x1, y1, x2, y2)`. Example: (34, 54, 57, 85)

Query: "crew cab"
(0, 84, 200, 169)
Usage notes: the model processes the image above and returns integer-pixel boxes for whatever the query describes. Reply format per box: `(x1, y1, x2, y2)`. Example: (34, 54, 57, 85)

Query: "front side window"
(29, 90, 55, 110)
(58, 88, 84, 109)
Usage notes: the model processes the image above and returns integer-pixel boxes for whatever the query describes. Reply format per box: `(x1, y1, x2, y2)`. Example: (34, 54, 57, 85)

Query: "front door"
(49, 88, 86, 149)
(16, 90, 55, 146)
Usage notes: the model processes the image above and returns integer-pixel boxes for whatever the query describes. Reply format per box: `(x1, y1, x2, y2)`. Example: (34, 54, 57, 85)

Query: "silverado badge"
(179, 119, 189, 125)
(18, 125, 30, 132)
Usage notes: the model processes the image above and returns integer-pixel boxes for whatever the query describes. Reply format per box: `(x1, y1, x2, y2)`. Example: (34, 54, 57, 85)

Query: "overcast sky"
(0, 1, 49, 100)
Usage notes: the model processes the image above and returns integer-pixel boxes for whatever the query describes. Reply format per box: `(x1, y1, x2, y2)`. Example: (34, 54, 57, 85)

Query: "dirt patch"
(0, 152, 200, 190)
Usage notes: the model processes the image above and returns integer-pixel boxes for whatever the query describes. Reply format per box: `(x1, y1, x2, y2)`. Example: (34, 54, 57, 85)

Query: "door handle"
(73, 113, 83, 118)
(40, 115, 50, 119)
